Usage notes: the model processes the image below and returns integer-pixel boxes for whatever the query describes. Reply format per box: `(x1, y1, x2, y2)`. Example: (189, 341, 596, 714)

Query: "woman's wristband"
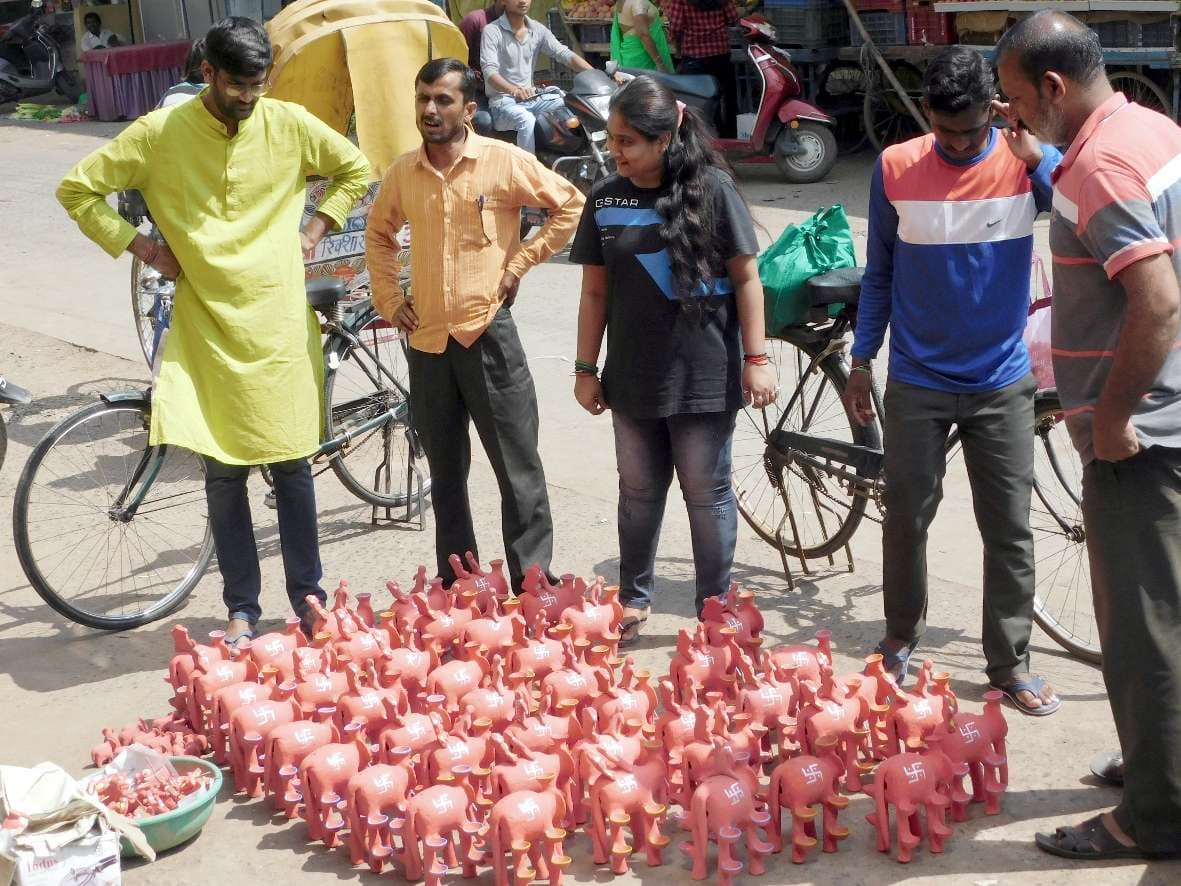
(743, 352, 771, 366)
(574, 359, 599, 376)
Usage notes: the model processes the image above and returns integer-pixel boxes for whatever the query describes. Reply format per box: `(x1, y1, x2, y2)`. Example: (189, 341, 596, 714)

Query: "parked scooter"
(613, 16, 837, 183)
(0, 374, 31, 474)
(0, 3, 82, 105)
(474, 73, 617, 193)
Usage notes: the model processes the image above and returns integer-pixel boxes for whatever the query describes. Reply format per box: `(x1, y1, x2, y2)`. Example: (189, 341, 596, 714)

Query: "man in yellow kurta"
(57, 17, 371, 649)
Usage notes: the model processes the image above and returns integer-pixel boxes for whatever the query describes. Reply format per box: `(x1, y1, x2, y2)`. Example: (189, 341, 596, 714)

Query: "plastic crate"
(851, 0, 905, 13)
(1090, 17, 1173, 48)
(568, 19, 612, 46)
(907, 3, 955, 45)
(764, 5, 849, 47)
(850, 9, 908, 46)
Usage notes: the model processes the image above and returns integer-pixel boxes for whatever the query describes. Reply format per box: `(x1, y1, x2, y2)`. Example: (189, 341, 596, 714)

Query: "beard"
(1024, 98, 1069, 148)
(418, 117, 465, 144)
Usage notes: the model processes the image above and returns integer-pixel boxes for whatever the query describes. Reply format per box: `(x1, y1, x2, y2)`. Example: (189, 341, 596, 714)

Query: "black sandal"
(873, 639, 918, 688)
(1035, 814, 1148, 860)
(618, 610, 649, 648)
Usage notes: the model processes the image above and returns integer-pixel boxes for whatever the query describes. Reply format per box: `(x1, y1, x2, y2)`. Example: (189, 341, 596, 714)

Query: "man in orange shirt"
(366, 58, 584, 593)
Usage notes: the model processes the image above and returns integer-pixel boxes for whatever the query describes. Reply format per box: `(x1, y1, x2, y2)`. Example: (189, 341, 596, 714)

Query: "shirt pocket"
(462, 184, 501, 247)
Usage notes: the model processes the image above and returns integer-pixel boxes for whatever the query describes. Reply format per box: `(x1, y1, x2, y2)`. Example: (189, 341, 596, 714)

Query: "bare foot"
(1012, 677, 1058, 711)
(1101, 812, 1136, 848)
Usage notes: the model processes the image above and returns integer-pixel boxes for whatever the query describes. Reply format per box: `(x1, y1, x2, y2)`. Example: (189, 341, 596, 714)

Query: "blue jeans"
(490, 92, 565, 153)
(203, 457, 326, 625)
(613, 410, 738, 615)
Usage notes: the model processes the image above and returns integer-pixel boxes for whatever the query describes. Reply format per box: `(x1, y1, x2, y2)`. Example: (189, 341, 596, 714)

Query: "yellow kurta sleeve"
(56, 116, 152, 258)
(504, 149, 586, 281)
(365, 163, 408, 323)
(299, 108, 372, 229)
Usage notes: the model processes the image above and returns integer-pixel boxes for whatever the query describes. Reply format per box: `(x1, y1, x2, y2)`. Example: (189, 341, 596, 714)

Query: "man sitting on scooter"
(480, 0, 598, 153)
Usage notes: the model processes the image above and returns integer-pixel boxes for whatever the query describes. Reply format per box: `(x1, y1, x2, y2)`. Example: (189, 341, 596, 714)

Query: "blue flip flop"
(874, 639, 918, 688)
(990, 673, 1061, 717)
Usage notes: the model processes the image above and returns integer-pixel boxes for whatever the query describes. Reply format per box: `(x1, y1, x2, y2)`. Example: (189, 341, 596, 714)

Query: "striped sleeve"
(1076, 169, 1172, 279)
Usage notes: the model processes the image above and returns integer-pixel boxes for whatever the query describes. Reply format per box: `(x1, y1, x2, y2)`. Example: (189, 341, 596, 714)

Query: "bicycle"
(13, 278, 431, 631)
(731, 267, 1098, 665)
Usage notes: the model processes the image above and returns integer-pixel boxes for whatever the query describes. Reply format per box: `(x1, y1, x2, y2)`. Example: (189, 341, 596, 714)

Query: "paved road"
(0, 117, 1174, 884)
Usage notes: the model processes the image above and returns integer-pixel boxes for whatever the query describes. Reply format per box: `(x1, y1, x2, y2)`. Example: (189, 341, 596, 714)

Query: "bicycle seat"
(306, 277, 347, 311)
(627, 69, 719, 100)
(807, 266, 863, 307)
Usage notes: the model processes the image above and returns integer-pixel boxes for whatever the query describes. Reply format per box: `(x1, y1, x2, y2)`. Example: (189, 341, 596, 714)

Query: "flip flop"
(1089, 751, 1125, 787)
(618, 610, 649, 649)
(989, 673, 1061, 717)
(873, 639, 918, 688)
(1035, 814, 1149, 860)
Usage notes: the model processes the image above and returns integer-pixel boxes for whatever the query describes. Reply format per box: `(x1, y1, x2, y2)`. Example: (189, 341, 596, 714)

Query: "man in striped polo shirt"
(843, 47, 1062, 715)
(998, 10, 1181, 861)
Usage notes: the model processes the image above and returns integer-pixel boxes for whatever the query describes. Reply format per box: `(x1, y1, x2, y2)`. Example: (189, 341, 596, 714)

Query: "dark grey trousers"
(407, 307, 553, 593)
(1083, 446, 1181, 854)
(882, 374, 1036, 682)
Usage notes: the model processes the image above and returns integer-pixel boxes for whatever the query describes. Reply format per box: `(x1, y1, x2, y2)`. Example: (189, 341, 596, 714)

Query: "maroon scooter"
(614, 16, 837, 183)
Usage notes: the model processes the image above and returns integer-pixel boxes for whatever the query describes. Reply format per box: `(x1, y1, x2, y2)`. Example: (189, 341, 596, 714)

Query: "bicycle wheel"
(13, 398, 213, 630)
(324, 305, 431, 507)
(863, 61, 925, 153)
(130, 225, 173, 367)
(1030, 394, 1100, 664)
(732, 339, 881, 559)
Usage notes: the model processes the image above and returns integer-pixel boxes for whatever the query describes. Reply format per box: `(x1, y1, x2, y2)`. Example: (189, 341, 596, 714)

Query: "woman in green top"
(611, 0, 673, 72)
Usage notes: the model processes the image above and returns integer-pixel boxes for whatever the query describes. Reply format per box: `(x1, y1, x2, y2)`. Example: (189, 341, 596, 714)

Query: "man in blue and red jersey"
(842, 46, 1062, 715)
(998, 11, 1181, 861)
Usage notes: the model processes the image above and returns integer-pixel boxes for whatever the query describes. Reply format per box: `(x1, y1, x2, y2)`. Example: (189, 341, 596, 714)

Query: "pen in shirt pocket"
(478, 194, 486, 211)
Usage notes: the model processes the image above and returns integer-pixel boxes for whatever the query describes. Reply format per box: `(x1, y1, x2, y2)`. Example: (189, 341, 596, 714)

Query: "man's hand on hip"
(496, 271, 521, 307)
(300, 213, 332, 261)
(393, 302, 420, 333)
(1092, 412, 1141, 462)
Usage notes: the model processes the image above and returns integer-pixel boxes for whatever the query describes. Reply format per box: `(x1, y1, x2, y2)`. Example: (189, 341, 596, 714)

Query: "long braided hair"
(609, 75, 737, 301)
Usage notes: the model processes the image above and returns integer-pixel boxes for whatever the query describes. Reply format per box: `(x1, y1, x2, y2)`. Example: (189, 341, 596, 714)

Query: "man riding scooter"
(481, 0, 623, 153)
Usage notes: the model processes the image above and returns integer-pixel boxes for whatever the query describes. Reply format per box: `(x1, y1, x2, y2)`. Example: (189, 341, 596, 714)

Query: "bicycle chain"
(762, 451, 885, 525)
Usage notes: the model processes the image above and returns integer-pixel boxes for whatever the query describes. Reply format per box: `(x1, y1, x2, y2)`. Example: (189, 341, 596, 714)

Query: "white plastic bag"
(1024, 255, 1055, 391)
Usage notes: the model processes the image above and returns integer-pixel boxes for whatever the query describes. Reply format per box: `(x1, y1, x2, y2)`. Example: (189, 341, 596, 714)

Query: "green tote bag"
(758, 204, 857, 335)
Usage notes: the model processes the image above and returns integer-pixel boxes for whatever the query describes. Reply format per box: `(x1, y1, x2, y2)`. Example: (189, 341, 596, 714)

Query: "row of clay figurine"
(93, 557, 1009, 883)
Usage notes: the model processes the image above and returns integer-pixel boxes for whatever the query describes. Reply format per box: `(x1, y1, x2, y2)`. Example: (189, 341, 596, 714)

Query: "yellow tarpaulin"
(267, 0, 469, 177)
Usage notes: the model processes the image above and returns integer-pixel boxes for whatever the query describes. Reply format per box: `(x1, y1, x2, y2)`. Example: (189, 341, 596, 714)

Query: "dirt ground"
(0, 116, 1177, 885)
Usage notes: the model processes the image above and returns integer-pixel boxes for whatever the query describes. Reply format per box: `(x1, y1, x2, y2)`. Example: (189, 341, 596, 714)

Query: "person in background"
(57, 17, 371, 650)
(997, 10, 1181, 862)
(842, 46, 1062, 715)
(157, 38, 206, 108)
(611, 0, 673, 73)
(481, 0, 610, 153)
(460, 0, 504, 74)
(663, 0, 739, 136)
(366, 59, 584, 595)
(570, 76, 776, 645)
(79, 12, 120, 52)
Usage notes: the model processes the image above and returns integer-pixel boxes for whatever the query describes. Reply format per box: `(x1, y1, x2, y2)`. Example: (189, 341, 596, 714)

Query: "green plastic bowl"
(111, 756, 223, 857)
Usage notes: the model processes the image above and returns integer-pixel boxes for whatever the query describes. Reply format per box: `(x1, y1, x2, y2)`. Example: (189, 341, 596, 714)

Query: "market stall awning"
(267, 0, 468, 177)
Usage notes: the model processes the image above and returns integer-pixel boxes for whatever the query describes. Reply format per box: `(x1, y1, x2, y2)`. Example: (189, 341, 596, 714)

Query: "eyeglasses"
(223, 82, 268, 99)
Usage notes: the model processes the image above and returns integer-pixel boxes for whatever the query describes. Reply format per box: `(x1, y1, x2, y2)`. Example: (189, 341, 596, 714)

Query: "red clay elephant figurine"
(863, 734, 966, 863)
(582, 737, 671, 874)
(767, 733, 850, 862)
(678, 741, 774, 886)
(484, 773, 572, 886)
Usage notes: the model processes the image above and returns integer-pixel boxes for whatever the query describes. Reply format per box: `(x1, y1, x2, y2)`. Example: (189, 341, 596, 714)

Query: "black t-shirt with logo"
(569, 168, 759, 419)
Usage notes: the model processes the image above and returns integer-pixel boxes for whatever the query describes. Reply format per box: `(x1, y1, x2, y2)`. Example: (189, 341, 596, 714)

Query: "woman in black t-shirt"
(569, 75, 777, 646)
